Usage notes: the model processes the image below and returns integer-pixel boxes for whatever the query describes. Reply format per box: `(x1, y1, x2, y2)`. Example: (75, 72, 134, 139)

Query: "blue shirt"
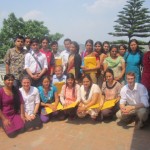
(52, 75, 66, 84)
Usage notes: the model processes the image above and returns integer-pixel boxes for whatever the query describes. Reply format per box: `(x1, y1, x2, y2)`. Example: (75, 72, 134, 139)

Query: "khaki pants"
(116, 107, 149, 123)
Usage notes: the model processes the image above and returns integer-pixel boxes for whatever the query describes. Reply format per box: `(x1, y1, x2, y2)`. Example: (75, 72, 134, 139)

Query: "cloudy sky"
(0, 0, 150, 44)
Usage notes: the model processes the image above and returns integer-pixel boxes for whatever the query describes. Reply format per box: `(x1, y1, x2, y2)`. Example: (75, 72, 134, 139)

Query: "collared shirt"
(52, 74, 66, 84)
(4, 47, 27, 79)
(19, 86, 40, 115)
(53, 51, 61, 59)
(120, 83, 149, 107)
(60, 49, 70, 71)
(24, 50, 48, 73)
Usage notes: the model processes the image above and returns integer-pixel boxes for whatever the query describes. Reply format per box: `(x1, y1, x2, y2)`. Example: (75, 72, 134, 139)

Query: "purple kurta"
(0, 88, 24, 134)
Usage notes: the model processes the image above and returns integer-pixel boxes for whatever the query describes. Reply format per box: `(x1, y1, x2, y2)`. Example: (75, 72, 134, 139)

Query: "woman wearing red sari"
(141, 41, 150, 103)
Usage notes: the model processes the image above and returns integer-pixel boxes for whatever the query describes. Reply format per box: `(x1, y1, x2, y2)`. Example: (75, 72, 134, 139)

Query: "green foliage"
(109, 0, 150, 41)
(0, 13, 63, 59)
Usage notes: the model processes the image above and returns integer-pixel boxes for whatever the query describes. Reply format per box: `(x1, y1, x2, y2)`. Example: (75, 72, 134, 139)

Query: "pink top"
(60, 84, 81, 105)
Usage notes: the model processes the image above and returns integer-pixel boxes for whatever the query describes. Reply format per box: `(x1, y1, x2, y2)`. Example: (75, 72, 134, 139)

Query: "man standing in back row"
(4, 35, 26, 88)
(24, 38, 48, 87)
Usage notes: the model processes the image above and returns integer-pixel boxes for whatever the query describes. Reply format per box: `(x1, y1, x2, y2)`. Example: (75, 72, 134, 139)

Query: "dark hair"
(66, 73, 75, 87)
(85, 39, 94, 46)
(82, 74, 93, 100)
(128, 39, 139, 52)
(31, 38, 39, 44)
(41, 37, 50, 43)
(41, 75, 51, 83)
(71, 41, 80, 54)
(109, 45, 118, 52)
(94, 41, 104, 53)
(51, 41, 58, 46)
(148, 41, 150, 45)
(65, 73, 76, 98)
(104, 68, 114, 79)
(118, 44, 127, 50)
(41, 75, 52, 90)
(103, 41, 110, 47)
(25, 36, 31, 40)
(21, 75, 32, 83)
(4, 74, 20, 113)
(14, 35, 25, 42)
(64, 38, 71, 44)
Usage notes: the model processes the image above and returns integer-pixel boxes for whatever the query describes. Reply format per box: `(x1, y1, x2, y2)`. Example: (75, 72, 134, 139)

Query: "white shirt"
(19, 86, 40, 115)
(120, 83, 149, 107)
(80, 84, 101, 103)
(52, 74, 66, 84)
(60, 49, 70, 71)
(24, 50, 48, 73)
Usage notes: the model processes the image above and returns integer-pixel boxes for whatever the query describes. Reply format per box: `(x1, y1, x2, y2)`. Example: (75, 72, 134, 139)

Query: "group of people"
(0, 35, 150, 138)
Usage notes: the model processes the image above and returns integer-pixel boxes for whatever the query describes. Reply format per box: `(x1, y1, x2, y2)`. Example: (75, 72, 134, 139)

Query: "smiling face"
(42, 78, 50, 89)
(22, 78, 31, 91)
(66, 78, 74, 87)
(126, 74, 135, 89)
(70, 43, 76, 53)
(110, 47, 118, 58)
(83, 77, 92, 89)
(4, 78, 14, 88)
(103, 44, 110, 53)
(95, 44, 102, 53)
(55, 66, 63, 78)
(105, 72, 114, 83)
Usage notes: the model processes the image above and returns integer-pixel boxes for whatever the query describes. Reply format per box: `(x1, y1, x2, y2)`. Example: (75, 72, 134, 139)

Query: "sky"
(0, 0, 150, 44)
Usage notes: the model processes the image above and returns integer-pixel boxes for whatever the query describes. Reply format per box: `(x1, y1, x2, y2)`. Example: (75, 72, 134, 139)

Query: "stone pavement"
(0, 117, 150, 150)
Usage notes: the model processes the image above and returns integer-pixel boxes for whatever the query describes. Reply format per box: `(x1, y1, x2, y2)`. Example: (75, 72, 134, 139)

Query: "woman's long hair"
(82, 74, 93, 100)
(65, 73, 76, 98)
(4, 74, 20, 113)
(41, 75, 52, 91)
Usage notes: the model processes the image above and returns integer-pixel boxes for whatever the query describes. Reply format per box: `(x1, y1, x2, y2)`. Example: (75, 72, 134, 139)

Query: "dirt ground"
(0, 117, 150, 150)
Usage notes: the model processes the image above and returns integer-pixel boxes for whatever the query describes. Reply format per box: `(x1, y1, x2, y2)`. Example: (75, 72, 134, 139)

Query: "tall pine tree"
(109, 0, 150, 41)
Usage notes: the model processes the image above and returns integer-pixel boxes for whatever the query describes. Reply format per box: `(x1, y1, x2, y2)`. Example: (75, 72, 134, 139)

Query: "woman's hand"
(21, 113, 26, 123)
(51, 104, 57, 112)
(2, 118, 11, 128)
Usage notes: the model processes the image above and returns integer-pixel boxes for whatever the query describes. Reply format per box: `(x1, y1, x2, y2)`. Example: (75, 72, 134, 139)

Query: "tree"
(0, 13, 63, 59)
(109, 0, 150, 41)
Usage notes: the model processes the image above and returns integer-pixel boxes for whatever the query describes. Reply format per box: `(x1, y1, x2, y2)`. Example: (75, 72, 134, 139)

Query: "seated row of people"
(0, 70, 149, 138)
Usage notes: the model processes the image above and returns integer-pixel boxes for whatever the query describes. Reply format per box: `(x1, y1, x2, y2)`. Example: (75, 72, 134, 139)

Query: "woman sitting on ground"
(101, 69, 122, 119)
(77, 74, 102, 121)
(19, 75, 42, 131)
(0, 74, 25, 138)
(60, 73, 81, 119)
(38, 76, 60, 123)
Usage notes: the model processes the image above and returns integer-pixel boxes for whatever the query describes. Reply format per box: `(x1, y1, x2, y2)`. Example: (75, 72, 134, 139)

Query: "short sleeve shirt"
(80, 84, 101, 103)
(4, 47, 27, 79)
